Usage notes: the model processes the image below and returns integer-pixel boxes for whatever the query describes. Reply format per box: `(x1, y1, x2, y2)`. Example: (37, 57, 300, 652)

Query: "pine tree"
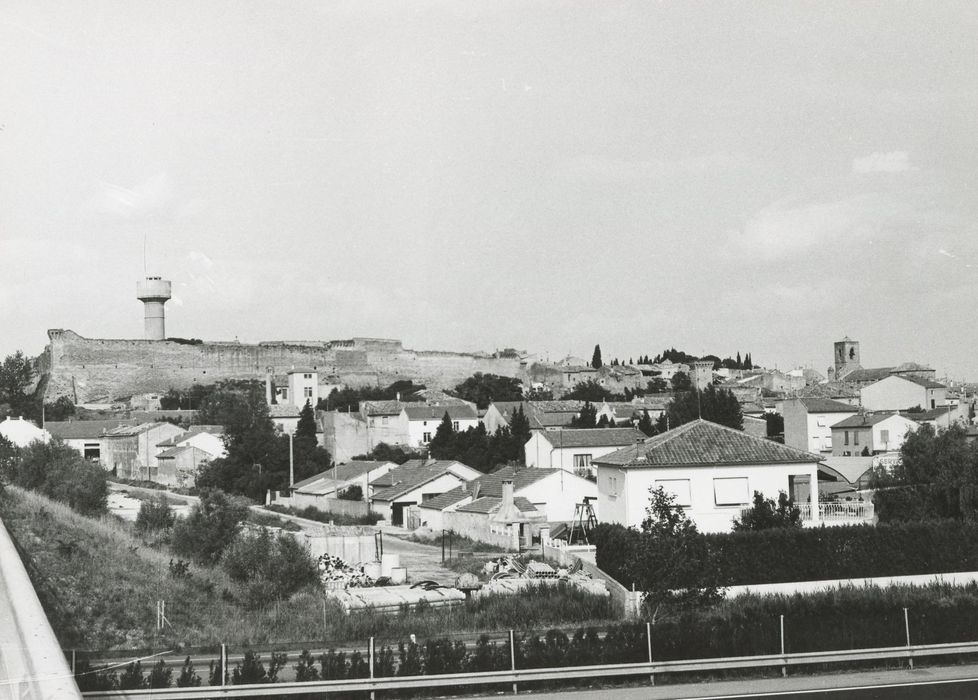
(429, 412, 457, 460)
(592, 345, 603, 369)
(295, 400, 317, 441)
(736, 351, 742, 369)
(637, 409, 654, 436)
(509, 406, 531, 446)
(571, 401, 597, 428)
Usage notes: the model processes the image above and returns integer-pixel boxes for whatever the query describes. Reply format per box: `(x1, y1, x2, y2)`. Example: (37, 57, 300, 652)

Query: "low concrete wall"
(0, 516, 82, 698)
(443, 511, 520, 550)
(726, 570, 978, 598)
(543, 540, 642, 619)
(291, 494, 371, 518)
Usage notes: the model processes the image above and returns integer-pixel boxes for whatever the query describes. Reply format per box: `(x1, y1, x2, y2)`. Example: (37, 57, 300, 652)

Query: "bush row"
(593, 520, 978, 589)
(77, 585, 978, 690)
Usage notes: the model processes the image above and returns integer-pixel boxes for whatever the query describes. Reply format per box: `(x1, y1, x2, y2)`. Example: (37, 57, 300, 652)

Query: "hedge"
(593, 520, 978, 590)
(75, 585, 978, 690)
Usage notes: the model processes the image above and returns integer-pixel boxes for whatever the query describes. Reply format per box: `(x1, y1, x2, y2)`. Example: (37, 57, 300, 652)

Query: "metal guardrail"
(80, 639, 978, 699)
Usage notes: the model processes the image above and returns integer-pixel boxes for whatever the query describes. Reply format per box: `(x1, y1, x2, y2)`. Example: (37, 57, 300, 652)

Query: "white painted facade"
(371, 471, 476, 522)
(0, 417, 50, 447)
(597, 461, 820, 534)
(860, 375, 946, 411)
(524, 431, 642, 474)
(404, 412, 478, 448)
(831, 414, 919, 456)
(287, 370, 319, 408)
(781, 399, 857, 454)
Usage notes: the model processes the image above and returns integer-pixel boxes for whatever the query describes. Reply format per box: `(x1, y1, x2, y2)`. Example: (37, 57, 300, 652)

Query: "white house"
(781, 397, 859, 454)
(369, 459, 481, 526)
(830, 412, 919, 456)
(596, 398, 669, 427)
(401, 404, 479, 447)
(288, 460, 396, 510)
(0, 416, 50, 448)
(593, 419, 823, 533)
(860, 375, 947, 412)
(45, 419, 138, 466)
(155, 425, 227, 460)
(417, 465, 597, 531)
(524, 427, 646, 477)
(286, 368, 320, 408)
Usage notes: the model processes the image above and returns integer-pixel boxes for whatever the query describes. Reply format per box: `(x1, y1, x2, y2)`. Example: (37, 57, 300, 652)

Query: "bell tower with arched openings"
(833, 337, 860, 379)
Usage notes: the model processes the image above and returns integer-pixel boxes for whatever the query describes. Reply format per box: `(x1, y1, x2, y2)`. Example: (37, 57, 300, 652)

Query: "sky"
(2, 2, 977, 379)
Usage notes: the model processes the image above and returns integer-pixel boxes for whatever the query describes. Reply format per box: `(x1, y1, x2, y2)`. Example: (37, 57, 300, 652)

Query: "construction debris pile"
(475, 556, 609, 598)
(317, 553, 375, 589)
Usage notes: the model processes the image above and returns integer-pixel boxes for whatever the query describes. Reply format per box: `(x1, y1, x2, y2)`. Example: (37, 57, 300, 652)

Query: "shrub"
(11, 441, 108, 515)
(338, 484, 363, 501)
(135, 494, 175, 533)
(171, 489, 248, 565)
(222, 528, 318, 607)
(733, 491, 801, 531)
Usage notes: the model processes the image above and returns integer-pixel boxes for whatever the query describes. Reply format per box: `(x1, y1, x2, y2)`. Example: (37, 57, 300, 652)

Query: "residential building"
(782, 398, 859, 454)
(524, 427, 646, 476)
(442, 479, 547, 550)
(45, 419, 138, 466)
(483, 400, 583, 433)
(596, 398, 670, 427)
(402, 404, 479, 447)
(288, 460, 396, 510)
(369, 459, 481, 526)
(286, 368, 319, 408)
(830, 413, 919, 456)
(593, 419, 823, 533)
(0, 416, 50, 448)
(103, 422, 185, 480)
(155, 425, 226, 460)
(417, 465, 597, 531)
(860, 375, 947, 412)
(155, 445, 212, 487)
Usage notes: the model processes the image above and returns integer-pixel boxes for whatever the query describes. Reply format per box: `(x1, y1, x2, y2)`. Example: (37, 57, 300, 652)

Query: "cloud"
(852, 151, 917, 174)
(86, 173, 174, 220)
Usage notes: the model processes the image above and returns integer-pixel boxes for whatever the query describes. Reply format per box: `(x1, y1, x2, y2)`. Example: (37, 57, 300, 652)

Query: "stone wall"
(41, 329, 525, 403)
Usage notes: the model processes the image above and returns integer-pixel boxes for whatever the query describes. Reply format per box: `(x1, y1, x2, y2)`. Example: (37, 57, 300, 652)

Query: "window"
(303, 373, 312, 379)
(281, 388, 288, 400)
(422, 432, 431, 443)
(304, 387, 313, 398)
(382, 416, 388, 425)
(931, 399, 936, 409)
(816, 416, 826, 427)
(573, 454, 592, 476)
(83, 443, 100, 461)
(880, 429, 890, 445)
(854, 431, 859, 445)
(844, 430, 849, 445)
(714, 477, 750, 506)
(655, 479, 691, 507)
(453, 421, 459, 431)
(608, 475, 619, 496)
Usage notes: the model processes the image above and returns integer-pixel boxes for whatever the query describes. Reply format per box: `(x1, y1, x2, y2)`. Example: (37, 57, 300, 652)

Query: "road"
(520, 665, 978, 700)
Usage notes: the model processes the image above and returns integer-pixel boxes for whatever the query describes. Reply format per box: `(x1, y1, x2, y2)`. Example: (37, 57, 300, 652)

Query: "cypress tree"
(592, 345, 603, 369)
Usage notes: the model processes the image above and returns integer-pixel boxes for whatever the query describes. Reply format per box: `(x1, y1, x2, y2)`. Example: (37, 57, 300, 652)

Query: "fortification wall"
(42, 330, 524, 403)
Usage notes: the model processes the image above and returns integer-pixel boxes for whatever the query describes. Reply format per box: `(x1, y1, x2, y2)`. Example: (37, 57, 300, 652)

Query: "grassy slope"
(0, 487, 617, 653)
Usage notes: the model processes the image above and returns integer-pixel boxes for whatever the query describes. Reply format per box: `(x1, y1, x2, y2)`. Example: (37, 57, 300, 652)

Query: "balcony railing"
(799, 502, 875, 523)
(739, 502, 875, 525)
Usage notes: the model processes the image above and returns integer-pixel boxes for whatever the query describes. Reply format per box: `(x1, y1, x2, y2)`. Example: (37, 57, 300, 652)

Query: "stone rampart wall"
(42, 330, 524, 403)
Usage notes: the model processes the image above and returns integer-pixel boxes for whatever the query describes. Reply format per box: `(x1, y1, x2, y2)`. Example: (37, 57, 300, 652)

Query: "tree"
(43, 396, 75, 422)
(570, 402, 597, 429)
(670, 372, 691, 392)
(630, 487, 721, 615)
(592, 345, 602, 370)
(509, 406, 531, 446)
(353, 442, 425, 465)
(765, 412, 785, 442)
(561, 380, 612, 403)
(637, 410, 654, 437)
(655, 385, 743, 433)
(596, 414, 612, 428)
(338, 484, 363, 501)
(453, 373, 523, 410)
(0, 351, 37, 420)
(732, 491, 800, 531)
(295, 400, 317, 441)
(743, 353, 753, 370)
(171, 489, 249, 565)
(223, 527, 318, 607)
(736, 351, 742, 369)
(10, 440, 108, 515)
(428, 413, 457, 460)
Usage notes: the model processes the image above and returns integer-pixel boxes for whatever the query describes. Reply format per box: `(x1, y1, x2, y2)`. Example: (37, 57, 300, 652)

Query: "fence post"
(370, 636, 376, 700)
(904, 607, 913, 670)
(510, 629, 517, 695)
(780, 614, 787, 678)
(323, 598, 327, 631)
(221, 643, 227, 686)
(71, 650, 76, 675)
(442, 530, 446, 563)
(647, 621, 654, 686)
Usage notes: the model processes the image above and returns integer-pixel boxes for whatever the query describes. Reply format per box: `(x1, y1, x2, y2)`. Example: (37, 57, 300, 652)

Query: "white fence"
(799, 502, 875, 523)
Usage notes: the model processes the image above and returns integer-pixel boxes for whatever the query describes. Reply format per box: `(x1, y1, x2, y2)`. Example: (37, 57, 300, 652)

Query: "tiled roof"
(157, 425, 225, 447)
(901, 407, 954, 421)
(157, 445, 207, 459)
(45, 419, 137, 439)
(269, 404, 301, 417)
(536, 427, 646, 449)
(292, 460, 392, 490)
(894, 375, 946, 390)
(419, 466, 556, 511)
(593, 419, 819, 468)
(842, 367, 893, 383)
(796, 398, 859, 414)
(361, 400, 413, 416)
(456, 496, 537, 515)
(371, 460, 472, 502)
(105, 422, 169, 437)
(403, 405, 479, 421)
(832, 413, 918, 429)
(794, 382, 860, 400)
